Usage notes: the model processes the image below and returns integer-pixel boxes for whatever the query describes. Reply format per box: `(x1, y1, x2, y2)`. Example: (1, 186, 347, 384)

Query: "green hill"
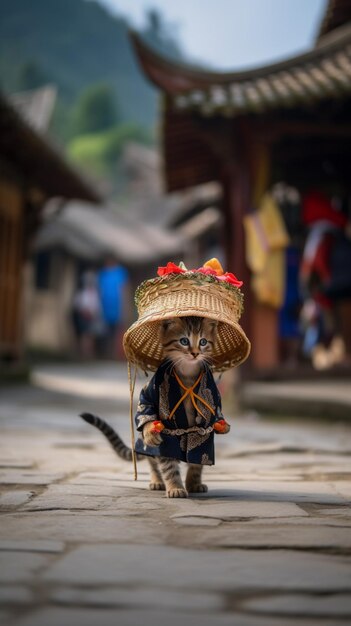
(0, 0, 162, 129)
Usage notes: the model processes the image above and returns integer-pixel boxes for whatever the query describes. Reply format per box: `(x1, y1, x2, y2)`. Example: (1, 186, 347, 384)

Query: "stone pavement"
(0, 362, 351, 626)
(241, 378, 351, 420)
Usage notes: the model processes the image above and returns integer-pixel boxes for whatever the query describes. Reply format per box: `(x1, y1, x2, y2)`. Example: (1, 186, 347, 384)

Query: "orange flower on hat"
(203, 258, 224, 275)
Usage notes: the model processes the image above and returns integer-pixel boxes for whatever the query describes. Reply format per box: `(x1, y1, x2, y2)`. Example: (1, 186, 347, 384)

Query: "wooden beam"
(255, 120, 351, 141)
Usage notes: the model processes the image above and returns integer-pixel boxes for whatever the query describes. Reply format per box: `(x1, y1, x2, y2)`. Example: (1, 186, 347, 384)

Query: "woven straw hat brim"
(123, 274, 251, 372)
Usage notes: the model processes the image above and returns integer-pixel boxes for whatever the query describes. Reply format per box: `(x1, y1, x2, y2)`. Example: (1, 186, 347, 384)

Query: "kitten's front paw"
(187, 483, 208, 493)
(167, 488, 188, 498)
(143, 422, 162, 447)
(149, 481, 166, 491)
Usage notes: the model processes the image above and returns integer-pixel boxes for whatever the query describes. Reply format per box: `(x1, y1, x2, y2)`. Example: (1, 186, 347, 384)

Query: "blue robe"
(134, 361, 225, 465)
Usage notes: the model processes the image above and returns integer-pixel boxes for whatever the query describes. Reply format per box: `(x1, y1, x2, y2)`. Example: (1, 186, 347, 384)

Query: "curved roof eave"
(317, 0, 351, 41)
(130, 23, 351, 95)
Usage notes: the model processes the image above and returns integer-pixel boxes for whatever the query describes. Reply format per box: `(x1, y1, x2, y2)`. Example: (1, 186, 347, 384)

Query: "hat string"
(170, 371, 216, 420)
(127, 361, 138, 480)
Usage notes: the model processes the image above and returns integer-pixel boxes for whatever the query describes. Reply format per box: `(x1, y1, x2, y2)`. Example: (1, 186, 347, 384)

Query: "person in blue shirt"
(98, 257, 129, 359)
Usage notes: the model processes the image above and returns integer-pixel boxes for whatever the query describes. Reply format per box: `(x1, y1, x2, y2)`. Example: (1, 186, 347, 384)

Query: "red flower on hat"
(157, 259, 243, 287)
(217, 272, 243, 287)
(157, 262, 186, 276)
(196, 266, 218, 277)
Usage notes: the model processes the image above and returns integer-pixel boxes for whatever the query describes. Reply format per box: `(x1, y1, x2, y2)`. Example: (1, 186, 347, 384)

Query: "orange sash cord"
(168, 371, 215, 421)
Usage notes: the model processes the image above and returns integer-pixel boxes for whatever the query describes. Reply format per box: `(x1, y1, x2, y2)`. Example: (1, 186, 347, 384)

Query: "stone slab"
(0, 460, 34, 469)
(179, 524, 351, 549)
(43, 545, 351, 592)
(172, 516, 222, 526)
(22, 484, 160, 513)
(0, 471, 64, 485)
(24, 493, 118, 512)
(51, 586, 223, 611)
(0, 612, 11, 626)
(316, 507, 351, 517)
(0, 513, 167, 544)
(29, 483, 122, 497)
(0, 491, 33, 507)
(194, 481, 346, 504)
(171, 501, 307, 520)
(70, 471, 149, 483)
(0, 552, 50, 583)
(302, 464, 351, 476)
(12, 607, 337, 626)
(0, 540, 64, 553)
(330, 482, 351, 499)
(247, 516, 351, 527)
(243, 593, 351, 617)
(0, 585, 33, 605)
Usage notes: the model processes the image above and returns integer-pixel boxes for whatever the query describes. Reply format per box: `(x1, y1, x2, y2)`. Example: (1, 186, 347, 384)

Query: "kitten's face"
(161, 316, 218, 376)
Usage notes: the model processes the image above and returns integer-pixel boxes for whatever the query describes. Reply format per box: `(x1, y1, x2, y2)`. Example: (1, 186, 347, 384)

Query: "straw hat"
(123, 260, 251, 373)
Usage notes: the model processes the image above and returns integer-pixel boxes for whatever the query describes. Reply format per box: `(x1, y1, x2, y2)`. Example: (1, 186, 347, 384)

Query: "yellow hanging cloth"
(258, 193, 290, 250)
(243, 193, 290, 309)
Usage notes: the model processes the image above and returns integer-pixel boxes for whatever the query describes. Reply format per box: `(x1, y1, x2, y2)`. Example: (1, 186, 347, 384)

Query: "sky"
(98, 0, 328, 70)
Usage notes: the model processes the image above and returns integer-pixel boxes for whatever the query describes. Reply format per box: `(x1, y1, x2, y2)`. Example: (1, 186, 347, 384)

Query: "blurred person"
(98, 257, 130, 359)
(299, 191, 348, 369)
(72, 270, 104, 359)
(279, 246, 302, 367)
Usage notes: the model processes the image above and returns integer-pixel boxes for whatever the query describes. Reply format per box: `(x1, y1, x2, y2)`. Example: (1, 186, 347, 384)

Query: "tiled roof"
(318, 0, 351, 40)
(0, 92, 100, 202)
(35, 200, 186, 264)
(10, 86, 57, 133)
(131, 23, 351, 117)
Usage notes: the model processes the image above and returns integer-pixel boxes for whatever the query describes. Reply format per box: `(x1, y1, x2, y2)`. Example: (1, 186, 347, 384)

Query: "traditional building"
(131, 0, 351, 370)
(121, 142, 223, 268)
(28, 199, 186, 354)
(0, 91, 99, 366)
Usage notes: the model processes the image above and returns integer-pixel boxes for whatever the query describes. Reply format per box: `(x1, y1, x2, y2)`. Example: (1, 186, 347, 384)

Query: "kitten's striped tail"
(80, 413, 143, 462)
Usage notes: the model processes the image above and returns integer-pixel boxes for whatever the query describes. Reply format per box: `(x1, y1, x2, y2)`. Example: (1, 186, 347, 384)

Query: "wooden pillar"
(220, 160, 249, 290)
(220, 130, 280, 372)
(0, 179, 24, 360)
(249, 139, 280, 370)
(220, 156, 251, 348)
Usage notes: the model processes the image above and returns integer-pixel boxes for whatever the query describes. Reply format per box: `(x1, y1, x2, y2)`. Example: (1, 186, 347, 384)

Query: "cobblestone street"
(1, 363, 351, 626)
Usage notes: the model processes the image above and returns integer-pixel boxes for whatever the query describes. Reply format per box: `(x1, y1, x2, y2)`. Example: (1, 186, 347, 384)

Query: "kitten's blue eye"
(199, 338, 208, 347)
(180, 337, 190, 346)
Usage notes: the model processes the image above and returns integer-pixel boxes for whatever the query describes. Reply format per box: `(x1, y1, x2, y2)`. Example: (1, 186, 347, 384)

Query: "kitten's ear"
(161, 319, 177, 331)
(205, 319, 218, 330)
(204, 318, 218, 337)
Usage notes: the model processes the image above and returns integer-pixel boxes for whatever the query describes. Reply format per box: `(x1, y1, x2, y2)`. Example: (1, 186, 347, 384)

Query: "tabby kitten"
(81, 316, 227, 498)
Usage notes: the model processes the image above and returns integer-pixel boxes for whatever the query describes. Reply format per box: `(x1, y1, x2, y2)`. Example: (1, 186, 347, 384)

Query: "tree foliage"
(17, 61, 50, 90)
(68, 123, 151, 176)
(0, 0, 160, 127)
(71, 83, 119, 135)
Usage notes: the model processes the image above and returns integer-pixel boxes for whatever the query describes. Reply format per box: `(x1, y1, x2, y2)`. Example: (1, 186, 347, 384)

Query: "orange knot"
(169, 371, 216, 421)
